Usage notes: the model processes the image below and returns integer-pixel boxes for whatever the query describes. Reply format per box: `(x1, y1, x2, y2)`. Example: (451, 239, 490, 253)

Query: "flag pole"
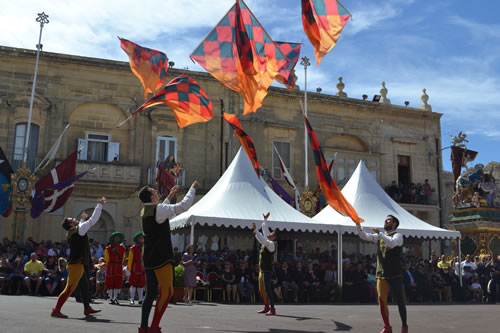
(24, 12, 49, 168)
(300, 56, 311, 187)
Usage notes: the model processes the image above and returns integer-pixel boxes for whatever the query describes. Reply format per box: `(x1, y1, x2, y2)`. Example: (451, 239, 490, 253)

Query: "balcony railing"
(76, 161, 141, 186)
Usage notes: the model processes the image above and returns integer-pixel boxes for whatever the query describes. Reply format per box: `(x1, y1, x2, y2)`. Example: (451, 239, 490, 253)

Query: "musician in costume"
(138, 181, 199, 333)
(105, 231, 126, 304)
(356, 215, 408, 333)
(252, 212, 278, 316)
(51, 197, 105, 318)
(128, 231, 146, 305)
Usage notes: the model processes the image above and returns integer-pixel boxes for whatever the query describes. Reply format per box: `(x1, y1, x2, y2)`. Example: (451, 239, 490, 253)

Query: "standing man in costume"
(105, 231, 126, 304)
(356, 215, 408, 333)
(252, 212, 278, 316)
(51, 197, 105, 318)
(138, 181, 200, 333)
(129, 231, 146, 305)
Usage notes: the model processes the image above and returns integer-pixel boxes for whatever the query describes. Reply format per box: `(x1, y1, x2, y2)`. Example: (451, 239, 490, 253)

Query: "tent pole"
(458, 237, 462, 287)
(337, 227, 343, 288)
(190, 220, 195, 245)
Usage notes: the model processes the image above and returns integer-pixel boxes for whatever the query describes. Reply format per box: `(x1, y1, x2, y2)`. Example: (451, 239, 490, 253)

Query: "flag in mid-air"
(0, 147, 13, 217)
(119, 37, 169, 99)
(268, 175, 296, 208)
(131, 75, 213, 128)
(191, 0, 286, 114)
(30, 152, 85, 218)
(223, 112, 260, 177)
(302, 0, 351, 65)
(275, 42, 302, 90)
(303, 114, 363, 223)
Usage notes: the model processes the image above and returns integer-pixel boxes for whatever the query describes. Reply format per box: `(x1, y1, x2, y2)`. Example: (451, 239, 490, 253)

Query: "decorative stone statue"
(420, 88, 432, 111)
(336, 77, 347, 97)
(379, 81, 391, 104)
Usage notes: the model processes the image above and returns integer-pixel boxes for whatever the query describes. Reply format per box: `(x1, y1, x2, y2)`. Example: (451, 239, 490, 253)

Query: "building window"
(12, 123, 39, 170)
(156, 135, 177, 163)
(272, 141, 291, 179)
(78, 133, 119, 162)
(398, 155, 411, 189)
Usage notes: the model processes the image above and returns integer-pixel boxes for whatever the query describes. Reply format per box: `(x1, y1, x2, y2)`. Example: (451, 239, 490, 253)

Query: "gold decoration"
(299, 186, 317, 217)
(10, 167, 37, 206)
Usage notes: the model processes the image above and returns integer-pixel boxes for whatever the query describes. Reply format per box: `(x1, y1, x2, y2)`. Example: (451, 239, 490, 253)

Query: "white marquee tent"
(170, 148, 337, 236)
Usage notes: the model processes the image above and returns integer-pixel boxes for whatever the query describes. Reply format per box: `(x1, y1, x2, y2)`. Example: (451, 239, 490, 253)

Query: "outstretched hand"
(263, 212, 270, 220)
(98, 197, 106, 205)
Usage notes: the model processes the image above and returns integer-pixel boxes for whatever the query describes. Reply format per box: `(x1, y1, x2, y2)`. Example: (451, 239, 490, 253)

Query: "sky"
(1, 0, 499, 172)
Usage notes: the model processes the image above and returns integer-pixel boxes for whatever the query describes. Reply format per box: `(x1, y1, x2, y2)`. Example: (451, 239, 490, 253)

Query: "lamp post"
(300, 56, 310, 188)
(11, 12, 48, 241)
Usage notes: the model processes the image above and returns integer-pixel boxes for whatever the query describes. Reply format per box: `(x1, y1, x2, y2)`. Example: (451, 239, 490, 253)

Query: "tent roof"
(171, 148, 336, 234)
(314, 161, 460, 239)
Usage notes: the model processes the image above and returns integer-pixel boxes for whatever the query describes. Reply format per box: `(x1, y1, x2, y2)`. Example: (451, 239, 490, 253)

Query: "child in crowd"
(470, 278, 482, 302)
(94, 258, 107, 299)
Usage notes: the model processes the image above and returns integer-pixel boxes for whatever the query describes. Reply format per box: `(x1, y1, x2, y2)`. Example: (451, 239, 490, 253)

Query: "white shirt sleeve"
(356, 225, 379, 243)
(254, 220, 275, 252)
(155, 187, 196, 223)
(378, 232, 404, 248)
(78, 203, 103, 236)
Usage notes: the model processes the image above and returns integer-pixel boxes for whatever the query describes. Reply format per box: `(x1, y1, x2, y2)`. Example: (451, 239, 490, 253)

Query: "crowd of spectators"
(385, 179, 434, 205)
(1, 236, 500, 305)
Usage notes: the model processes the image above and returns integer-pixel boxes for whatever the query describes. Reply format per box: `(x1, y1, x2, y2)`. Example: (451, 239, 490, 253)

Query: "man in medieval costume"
(129, 231, 146, 305)
(105, 231, 126, 304)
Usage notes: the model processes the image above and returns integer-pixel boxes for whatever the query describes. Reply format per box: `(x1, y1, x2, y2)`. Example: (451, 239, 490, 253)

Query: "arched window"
(12, 123, 39, 170)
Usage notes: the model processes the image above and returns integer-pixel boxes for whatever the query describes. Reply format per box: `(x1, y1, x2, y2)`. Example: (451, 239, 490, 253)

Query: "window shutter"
(78, 139, 88, 161)
(107, 142, 120, 162)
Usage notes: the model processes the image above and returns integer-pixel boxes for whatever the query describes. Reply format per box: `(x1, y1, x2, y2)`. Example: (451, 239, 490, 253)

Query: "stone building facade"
(0, 46, 445, 255)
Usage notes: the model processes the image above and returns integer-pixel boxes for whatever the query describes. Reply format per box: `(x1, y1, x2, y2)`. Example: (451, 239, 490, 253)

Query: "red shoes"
(148, 327, 162, 333)
(84, 307, 101, 315)
(257, 305, 270, 314)
(50, 308, 68, 319)
(401, 326, 409, 333)
(265, 308, 276, 316)
(380, 327, 392, 333)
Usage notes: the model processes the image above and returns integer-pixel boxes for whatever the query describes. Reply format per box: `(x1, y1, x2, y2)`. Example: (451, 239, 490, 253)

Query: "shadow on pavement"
(332, 319, 352, 331)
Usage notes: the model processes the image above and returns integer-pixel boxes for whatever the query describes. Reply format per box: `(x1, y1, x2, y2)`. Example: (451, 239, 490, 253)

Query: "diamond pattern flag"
(302, 0, 351, 65)
(125, 75, 214, 129)
(275, 42, 302, 90)
(119, 37, 169, 99)
(304, 114, 363, 223)
(223, 112, 260, 177)
(191, 0, 286, 115)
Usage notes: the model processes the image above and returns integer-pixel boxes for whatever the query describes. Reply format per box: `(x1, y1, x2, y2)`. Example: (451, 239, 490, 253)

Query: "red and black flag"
(451, 146, 478, 188)
(275, 42, 302, 90)
(119, 37, 169, 99)
(122, 75, 213, 129)
(302, 0, 351, 65)
(303, 114, 363, 223)
(191, 0, 286, 114)
(0, 147, 13, 217)
(223, 113, 260, 177)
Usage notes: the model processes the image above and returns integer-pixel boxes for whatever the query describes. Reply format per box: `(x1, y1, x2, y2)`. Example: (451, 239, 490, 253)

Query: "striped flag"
(191, 0, 286, 114)
(120, 75, 213, 128)
(275, 42, 302, 90)
(302, 0, 351, 65)
(223, 113, 260, 177)
(119, 37, 169, 99)
(273, 144, 296, 189)
(268, 175, 296, 208)
(303, 114, 363, 223)
(35, 123, 70, 172)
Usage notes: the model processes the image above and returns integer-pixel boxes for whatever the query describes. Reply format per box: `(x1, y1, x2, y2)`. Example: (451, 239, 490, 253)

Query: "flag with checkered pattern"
(119, 37, 169, 99)
(302, 0, 351, 65)
(303, 114, 363, 223)
(191, 0, 286, 115)
(275, 42, 302, 90)
(134, 75, 213, 128)
(223, 112, 260, 178)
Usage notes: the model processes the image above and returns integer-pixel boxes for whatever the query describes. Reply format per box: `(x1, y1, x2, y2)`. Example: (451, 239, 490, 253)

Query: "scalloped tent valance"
(170, 148, 336, 234)
(314, 161, 460, 240)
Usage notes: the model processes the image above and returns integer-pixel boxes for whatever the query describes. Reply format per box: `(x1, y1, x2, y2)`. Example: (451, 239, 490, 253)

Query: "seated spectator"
(304, 262, 322, 302)
(341, 260, 356, 302)
(235, 261, 254, 302)
(293, 261, 306, 302)
(43, 255, 59, 296)
(24, 253, 44, 296)
(431, 266, 447, 302)
(402, 263, 417, 302)
(278, 261, 298, 302)
(271, 270, 282, 302)
(222, 262, 237, 302)
(56, 257, 68, 294)
(9, 257, 24, 294)
(352, 262, 369, 302)
(0, 255, 13, 294)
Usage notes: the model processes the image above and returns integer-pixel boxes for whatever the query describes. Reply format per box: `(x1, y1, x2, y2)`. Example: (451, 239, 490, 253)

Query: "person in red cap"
(105, 231, 125, 304)
(128, 231, 146, 305)
(51, 197, 105, 318)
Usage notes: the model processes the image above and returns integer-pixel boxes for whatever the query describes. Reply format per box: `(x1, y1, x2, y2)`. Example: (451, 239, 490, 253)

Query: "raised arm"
(156, 182, 200, 223)
(78, 197, 106, 236)
(252, 213, 275, 252)
(356, 223, 379, 243)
